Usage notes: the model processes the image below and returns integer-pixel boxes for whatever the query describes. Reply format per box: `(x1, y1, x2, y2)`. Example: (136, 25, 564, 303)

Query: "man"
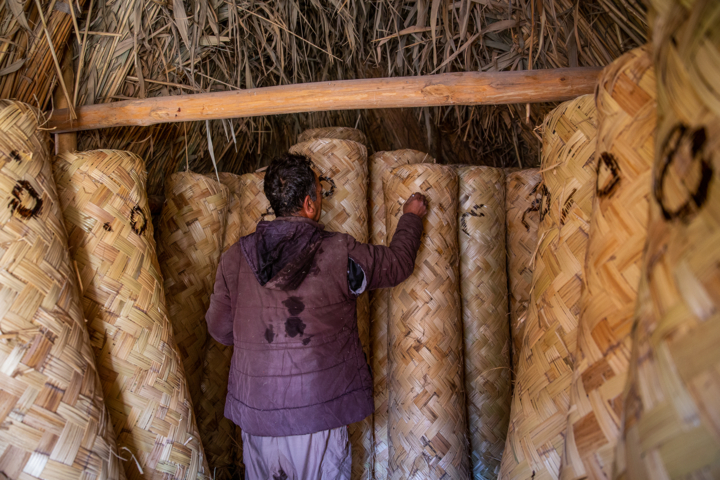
(206, 153, 427, 479)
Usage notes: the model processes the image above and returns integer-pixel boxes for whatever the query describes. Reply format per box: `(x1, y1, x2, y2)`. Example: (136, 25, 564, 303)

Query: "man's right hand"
(403, 192, 428, 218)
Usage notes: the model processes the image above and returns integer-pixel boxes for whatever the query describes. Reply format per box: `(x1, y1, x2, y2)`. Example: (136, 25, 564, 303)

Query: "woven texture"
(560, 46, 656, 480)
(198, 172, 243, 480)
(53, 150, 208, 480)
(614, 2, 720, 478)
(368, 149, 434, 480)
(385, 164, 469, 480)
(289, 138, 371, 479)
(505, 169, 541, 376)
(158, 172, 229, 408)
(237, 172, 274, 237)
(499, 95, 598, 480)
(0, 101, 126, 480)
(298, 127, 367, 145)
(458, 166, 511, 480)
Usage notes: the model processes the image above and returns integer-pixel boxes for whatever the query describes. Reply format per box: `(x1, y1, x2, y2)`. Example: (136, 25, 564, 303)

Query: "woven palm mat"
(559, 46, 656, 480)
(53, 149, 208, 480)
(158, 172, 229, 409)
(499, 95, 598, 480)
(237, 172, 274, 237)
(289, 138, 372, 479)
(197, 172, 244, 480)
(385, 163, 469, 480)
(505, 169, 541, 378)
(457, 166, 511, 480)
(368, 149, 434, 480)
(298, 127, 367, 145)
(0, 101, 125, 480)
(614, 2, 720, 478)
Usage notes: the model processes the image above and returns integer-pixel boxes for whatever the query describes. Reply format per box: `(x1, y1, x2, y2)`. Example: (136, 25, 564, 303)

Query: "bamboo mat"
(237, 171, 274, 237)
(499, 95, 598, 480)
(458, 166, 511, 480)
(560, 46, 656, 480)
(385, 163, 469, 480)
(368, 149, 434, 480)
(0, 100, 126, 480)
(505, 169, 541, 377)
(298, 127, 367, 145)
(614, 2, 720, 478)
(53, 149, 208, 480)
(158, 172, 229, 408)
(289, 138, 372, 480)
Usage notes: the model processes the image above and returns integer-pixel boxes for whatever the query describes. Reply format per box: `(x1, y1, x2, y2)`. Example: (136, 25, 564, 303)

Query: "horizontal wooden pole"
(48, 67, 601, 133)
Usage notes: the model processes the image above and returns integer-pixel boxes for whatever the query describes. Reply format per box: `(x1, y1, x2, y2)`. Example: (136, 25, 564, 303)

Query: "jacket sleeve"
(347, 212, 423, 291)
(206, 256, 234, 346)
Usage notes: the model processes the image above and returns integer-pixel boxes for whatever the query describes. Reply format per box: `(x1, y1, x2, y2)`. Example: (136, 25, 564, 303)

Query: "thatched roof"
(0, 0, 646, 195)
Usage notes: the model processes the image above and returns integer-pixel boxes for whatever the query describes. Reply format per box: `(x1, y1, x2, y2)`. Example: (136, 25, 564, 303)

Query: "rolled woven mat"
(458, 166, 511, 480)
(499, 94, 598, 480)
(614, 2, 720, 478)
(158, 172, 229, 408)
(297, 126, 367, 145)
(197, 172, 244, 480)
(559, 46, 656, 480)
(505, 169, 541, 377)
(289, 138, 372, 479)
(368, 149, 434, 480)
(385, 163, 469, 480)
(53, 149, 208, 480)
(237, 171, 274, 237)
(0, 101, 125, 480)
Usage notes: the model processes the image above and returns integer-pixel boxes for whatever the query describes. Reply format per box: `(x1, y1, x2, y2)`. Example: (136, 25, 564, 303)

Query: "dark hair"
(264, 153, 317, 217)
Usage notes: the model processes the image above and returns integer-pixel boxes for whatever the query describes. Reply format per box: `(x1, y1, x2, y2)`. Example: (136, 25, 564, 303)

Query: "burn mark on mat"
(596, 152, 621, 197)
(460, 204, 485, 236)
(8, 180, 42, 219)
(654, 124, 713, 222)
(521, 183, 543, 230)
(285, 317, 306, 338)
(103, 223, 113, 232)
(560, 189, 577, 225)
(538, 183, 551, 221)
(282, 297, 305, 316)
(130, 205, 148, 235)
(318, 174, 336, 198)
(9, 150, 22, 162)
(264, 325, 275, 343)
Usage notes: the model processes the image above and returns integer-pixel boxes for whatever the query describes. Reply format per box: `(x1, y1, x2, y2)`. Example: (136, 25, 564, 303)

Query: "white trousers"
(242, 426, 351, 480)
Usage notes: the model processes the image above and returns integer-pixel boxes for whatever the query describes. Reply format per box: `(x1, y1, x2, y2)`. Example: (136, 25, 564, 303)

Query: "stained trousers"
(242, 426, 351, 480)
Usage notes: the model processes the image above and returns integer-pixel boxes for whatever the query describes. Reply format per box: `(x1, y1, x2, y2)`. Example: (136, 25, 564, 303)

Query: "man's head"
(264, 153, 322, 220)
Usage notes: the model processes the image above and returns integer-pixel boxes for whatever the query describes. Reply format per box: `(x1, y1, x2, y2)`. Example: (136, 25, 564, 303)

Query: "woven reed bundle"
(559, 46, 656, 480)
(158, 172, 229, 408)
(0, 101, 125, 480)
(53, 149, 208, 480)
(505, 169, 541, 376)
(458, 166, 511, 480)
(297, 127, 367, 145)
(368, 149, 434, 480)
(385, 163, 468, 480)
(499, 95, 598, 480)
(289, 138, 372, 479)
(218, 172, 244, 250)
(613, 2, 720, 478)
(237, 172, 274, 237)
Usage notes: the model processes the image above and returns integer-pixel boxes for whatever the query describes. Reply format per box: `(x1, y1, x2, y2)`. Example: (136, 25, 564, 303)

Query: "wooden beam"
(48, 67, 601, 133)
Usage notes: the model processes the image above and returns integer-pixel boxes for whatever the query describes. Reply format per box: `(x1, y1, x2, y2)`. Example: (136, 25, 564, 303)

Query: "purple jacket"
(206, 214, 423, 437)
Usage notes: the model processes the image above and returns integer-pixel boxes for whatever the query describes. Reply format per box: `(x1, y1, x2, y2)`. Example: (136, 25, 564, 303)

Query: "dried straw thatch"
(368, 149, 434, 480)
(53, 149, 208, 480)
(157, 171, 229, 406)
(457, 166, 511, 480)
(289, 138, 371, 480)
(614, 1, 720, 478)
(505, 168, 541, 376)
(500, 95, 597, 480)
(298, 127, 367, 145)
(0, 100, 126, 480)
(560, 45, 655, 480)
(385, 163, 468, 480)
